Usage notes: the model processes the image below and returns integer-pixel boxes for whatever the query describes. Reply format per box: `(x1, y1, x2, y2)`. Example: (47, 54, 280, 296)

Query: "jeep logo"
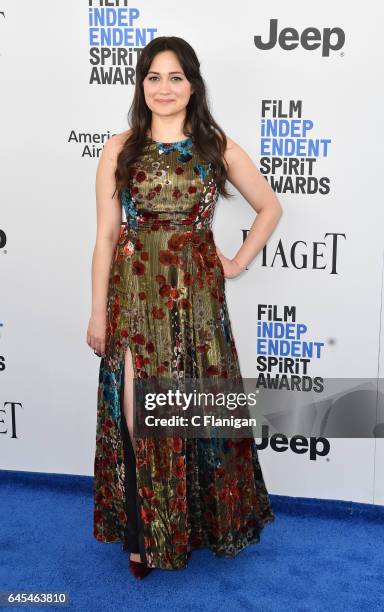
(254, 19, 345, 57)
(255, 425, 331, 460)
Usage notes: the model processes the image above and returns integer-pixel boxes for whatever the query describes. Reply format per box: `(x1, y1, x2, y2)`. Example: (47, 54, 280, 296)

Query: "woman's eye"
(148, 76, 183, 81)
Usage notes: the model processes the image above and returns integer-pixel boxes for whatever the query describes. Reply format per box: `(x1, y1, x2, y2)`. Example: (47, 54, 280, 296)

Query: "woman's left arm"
(217, 136, 283, 278)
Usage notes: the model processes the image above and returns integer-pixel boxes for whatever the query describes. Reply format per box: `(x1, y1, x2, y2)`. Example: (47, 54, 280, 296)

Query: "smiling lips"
(156, 99, 174, 103)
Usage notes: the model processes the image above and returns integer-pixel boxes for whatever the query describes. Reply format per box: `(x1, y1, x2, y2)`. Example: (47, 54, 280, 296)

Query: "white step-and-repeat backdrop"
(1, 1, 384, 505)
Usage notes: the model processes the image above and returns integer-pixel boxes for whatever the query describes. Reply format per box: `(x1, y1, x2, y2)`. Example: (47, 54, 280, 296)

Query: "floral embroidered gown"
(93, 135, 275, 570)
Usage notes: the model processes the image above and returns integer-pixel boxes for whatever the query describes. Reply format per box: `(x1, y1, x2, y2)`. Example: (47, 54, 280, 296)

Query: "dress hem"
(93, 512, 275, 570)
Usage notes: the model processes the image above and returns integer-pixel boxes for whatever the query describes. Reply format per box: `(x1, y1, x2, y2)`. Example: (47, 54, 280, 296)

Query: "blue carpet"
(1, 470, 384, 612)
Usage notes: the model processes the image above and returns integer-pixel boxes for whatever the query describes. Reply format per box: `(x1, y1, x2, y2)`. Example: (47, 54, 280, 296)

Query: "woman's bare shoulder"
(217, 133, 241, 171)
(114, 128, 133, 146)
(222, 134, 255, 169)
(223, 134, 240, 155)
(108, 129, 132, 151)
(101, 129, 132, 162)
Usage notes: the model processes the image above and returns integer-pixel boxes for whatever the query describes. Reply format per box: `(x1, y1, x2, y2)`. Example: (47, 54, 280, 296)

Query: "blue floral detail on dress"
(100, 367, 121, 427)
(220, 302, 231, 343)
(155, 137, 193, 163)
(197, 438, 232, 469)
(194, 162, 211, 181)
(121, 188, 138, 230)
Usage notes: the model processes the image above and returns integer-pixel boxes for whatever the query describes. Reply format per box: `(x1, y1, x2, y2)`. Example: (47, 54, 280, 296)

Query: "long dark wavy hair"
(114, 36, 233, 201)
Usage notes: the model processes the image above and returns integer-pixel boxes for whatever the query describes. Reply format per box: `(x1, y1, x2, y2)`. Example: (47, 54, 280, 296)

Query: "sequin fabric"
(93, 136, 275, 569)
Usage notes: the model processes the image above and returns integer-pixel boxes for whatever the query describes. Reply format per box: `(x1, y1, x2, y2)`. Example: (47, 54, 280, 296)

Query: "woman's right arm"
(86, 135, 123, 357)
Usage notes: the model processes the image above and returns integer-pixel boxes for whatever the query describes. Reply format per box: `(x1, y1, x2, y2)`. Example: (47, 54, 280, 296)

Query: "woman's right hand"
(86, 312, 107, 358)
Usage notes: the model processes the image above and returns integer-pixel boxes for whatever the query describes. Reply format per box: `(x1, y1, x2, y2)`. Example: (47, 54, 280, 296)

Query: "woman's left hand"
(216, 247, 246, 279)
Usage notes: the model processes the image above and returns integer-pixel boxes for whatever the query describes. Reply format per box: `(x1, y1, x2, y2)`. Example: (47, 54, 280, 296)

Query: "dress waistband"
(126, 217, 212, 232)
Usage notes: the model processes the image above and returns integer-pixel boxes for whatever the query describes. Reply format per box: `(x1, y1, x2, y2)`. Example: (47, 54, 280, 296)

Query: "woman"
(87, 36, 282, 579)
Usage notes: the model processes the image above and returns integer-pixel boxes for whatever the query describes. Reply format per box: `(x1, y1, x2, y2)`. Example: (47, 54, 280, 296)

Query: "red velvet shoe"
(129, 558, 152, 580)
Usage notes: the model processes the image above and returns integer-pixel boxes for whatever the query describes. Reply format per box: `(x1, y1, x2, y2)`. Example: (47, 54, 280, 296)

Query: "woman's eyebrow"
(147, 71, 184, 75)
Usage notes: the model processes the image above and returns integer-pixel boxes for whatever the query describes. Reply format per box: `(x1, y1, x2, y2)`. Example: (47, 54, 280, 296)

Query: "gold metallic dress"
(93, 135, 275, 569)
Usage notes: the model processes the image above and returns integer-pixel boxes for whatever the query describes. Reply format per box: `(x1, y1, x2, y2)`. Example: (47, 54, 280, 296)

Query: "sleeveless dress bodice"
(121, 136, 218, 231)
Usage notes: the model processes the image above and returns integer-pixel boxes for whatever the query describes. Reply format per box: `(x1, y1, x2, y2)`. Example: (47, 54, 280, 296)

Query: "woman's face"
(143, 50, 194, 119)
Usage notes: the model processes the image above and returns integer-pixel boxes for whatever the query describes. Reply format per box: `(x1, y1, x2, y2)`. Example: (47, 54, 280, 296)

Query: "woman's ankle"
(130, 552, 142, 562)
